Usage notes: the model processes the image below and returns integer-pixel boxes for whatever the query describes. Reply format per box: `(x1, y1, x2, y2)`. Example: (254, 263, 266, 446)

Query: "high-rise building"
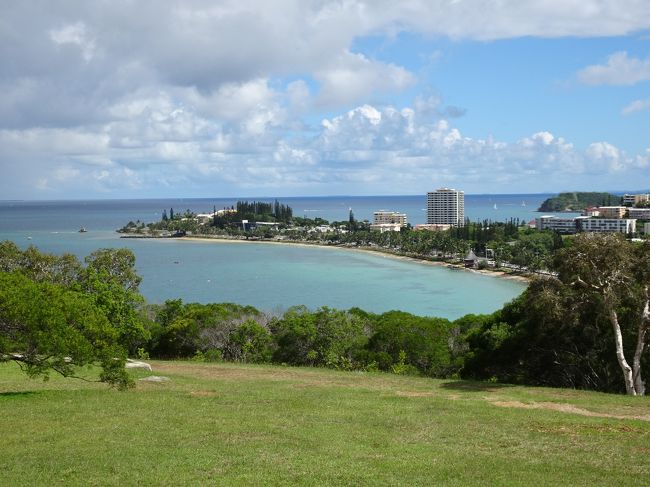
(427, 188, 465, 226)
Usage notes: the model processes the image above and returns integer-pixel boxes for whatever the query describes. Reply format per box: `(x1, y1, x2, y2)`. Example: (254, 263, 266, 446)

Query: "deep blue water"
(0, 195, 536, 318)
(0, 193, 565, 234)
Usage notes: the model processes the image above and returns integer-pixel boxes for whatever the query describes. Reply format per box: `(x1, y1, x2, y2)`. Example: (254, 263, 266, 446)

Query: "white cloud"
(577, 51, 650, 86)
(622, 98, 650, 115)
(2, 1, 650, 197)
(49, 21, 96, 62)
(314, 51, 415, 106)
(1, 96, 647, 197)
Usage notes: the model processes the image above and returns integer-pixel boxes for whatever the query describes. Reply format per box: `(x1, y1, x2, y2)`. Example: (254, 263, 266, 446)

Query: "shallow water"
(0, 197, 529, 318)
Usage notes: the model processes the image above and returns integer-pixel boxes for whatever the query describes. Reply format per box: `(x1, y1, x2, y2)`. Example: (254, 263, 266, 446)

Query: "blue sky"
(1, 1, 650, 199)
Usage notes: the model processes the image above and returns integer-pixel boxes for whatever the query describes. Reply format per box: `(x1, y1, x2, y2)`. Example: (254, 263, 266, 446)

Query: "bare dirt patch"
(491, 400, 650, 422)
(189, 390, 218, 397)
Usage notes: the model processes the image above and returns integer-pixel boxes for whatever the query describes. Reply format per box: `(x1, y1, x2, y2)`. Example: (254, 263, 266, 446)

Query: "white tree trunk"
(632, 287, 649, 396)
(608, 304, 637, 395)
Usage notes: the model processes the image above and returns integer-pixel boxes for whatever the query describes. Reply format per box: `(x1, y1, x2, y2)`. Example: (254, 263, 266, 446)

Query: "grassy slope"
(1, 361, 649, 486)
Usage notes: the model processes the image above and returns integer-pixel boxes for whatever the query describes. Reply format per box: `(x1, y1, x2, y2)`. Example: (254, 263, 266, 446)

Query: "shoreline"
(179, 235, 531, 284)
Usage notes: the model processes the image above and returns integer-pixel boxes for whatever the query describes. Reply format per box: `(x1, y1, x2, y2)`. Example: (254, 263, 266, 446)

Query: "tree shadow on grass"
(439, 380, 514, 392)
(0, 391, 41, 399)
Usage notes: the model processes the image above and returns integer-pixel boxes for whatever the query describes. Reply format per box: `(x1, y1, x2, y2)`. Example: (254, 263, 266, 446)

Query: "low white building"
(536, 216, 587, 234)
(579, 218, 636, 234)
(373, 210, 407, 226)
(536, 215, 636, 234)
(628, 208, 650, 220)
(370, 223, 403, 233)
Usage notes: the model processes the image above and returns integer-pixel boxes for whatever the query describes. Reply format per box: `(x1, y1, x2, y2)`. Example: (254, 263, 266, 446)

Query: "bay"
(0, 195, 536, 318)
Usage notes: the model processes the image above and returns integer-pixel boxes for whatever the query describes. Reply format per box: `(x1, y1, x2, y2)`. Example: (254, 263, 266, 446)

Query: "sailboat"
(493, 203, 498, 210)
(521, 201, 526, 207)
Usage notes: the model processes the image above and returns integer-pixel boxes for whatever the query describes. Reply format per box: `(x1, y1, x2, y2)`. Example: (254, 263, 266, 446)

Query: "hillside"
(538, 192, 621, 212)
(1, 361, 649, 486)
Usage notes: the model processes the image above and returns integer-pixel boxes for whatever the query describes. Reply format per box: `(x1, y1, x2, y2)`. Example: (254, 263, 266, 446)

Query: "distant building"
(464, 250, 479, 268)
(373, 211, 407, 226)
(536, 215, 635, 234)
(623, 193, 650, 206)
(580, 218, 636, 234)
(628, 208, 650, 220)
(644, 223, 650, 235)
(536, 216, 587, 234)
(597, 206, 627, 219)
(582, 206, 601, 217)
(414, 224, 452, 231)
(370, 223, 404, 233)
(427, 188, 464, 227)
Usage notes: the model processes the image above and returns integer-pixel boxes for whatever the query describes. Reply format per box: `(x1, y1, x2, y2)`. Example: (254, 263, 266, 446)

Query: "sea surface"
(0, 194, 558, 318)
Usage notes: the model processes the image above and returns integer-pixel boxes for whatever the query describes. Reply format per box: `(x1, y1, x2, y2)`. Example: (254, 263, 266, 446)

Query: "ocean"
(0, 194, 551, 318)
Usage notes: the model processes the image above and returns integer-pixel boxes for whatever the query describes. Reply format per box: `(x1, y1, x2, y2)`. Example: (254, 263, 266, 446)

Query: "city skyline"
(1, 1, 650, 200)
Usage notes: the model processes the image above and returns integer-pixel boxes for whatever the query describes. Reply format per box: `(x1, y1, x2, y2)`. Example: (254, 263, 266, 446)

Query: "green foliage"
(538, 192, 621, 212)
(0, 242, 149, 388)
(0, 272, 131, 388)
(147, 299, 266, 360)
(271, 306, 368, 368)
(82, 248, 148, 353)
(462, 235, 650, 394)
(366, 311, 452, 377)
(226, 320, 273, 363)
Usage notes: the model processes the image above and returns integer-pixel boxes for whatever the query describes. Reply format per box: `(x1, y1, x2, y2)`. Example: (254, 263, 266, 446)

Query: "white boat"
(493, 203, 498, 210)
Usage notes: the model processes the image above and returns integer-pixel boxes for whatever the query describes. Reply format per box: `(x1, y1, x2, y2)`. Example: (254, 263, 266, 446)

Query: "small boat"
(493, 204, 498, 210)
(521, 201, 526, 207)
(79, 227, 87, 233)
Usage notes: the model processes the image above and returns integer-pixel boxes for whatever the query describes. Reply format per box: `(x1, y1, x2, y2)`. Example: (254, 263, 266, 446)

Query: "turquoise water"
(0, 197, 529, 318)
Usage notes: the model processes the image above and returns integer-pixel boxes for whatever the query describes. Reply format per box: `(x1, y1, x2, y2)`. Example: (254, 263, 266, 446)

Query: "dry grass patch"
(491, 400, 650, 422)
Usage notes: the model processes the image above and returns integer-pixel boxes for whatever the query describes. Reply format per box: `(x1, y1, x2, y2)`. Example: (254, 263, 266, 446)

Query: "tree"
(555, 233, 649, 395)
(0, 272, 131, 388)
(82, 249, 148, 353)
(348, 208, 356, 232)
(0, 242, 148, 385)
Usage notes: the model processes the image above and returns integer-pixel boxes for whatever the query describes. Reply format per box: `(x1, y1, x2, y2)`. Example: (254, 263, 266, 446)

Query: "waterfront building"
(536, 215, 587, 234)
(535, 215, 635, 234)
(464, 250, 479, 268)
(427, 188, 464, 227)
(623, 193, 650, 206)
(628, 208, 650, 220)
(370, 223, 404, 233)
(597, 206, 627, 219)
(373, 211, 407, 226)
(579, 218, 636, 234)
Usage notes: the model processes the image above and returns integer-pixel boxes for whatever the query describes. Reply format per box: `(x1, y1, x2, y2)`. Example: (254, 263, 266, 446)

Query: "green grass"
(1, 361, 649, 486)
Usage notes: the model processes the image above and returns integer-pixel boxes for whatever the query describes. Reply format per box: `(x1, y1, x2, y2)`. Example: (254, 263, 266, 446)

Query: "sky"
(1, 0, 650, 199)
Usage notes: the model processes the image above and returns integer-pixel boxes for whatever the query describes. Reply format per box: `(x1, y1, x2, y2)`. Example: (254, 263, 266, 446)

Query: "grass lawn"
(1, 361, 649, 486)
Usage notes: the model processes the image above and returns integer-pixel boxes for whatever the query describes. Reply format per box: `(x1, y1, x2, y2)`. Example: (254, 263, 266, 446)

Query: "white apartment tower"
(427, 188, 465, 226)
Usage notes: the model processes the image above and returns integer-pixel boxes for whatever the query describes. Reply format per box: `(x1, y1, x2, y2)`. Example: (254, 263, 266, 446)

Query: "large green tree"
(0, 242, 149, 387)
(0, 272, 131, 388)
(555, 234, 649, 395)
